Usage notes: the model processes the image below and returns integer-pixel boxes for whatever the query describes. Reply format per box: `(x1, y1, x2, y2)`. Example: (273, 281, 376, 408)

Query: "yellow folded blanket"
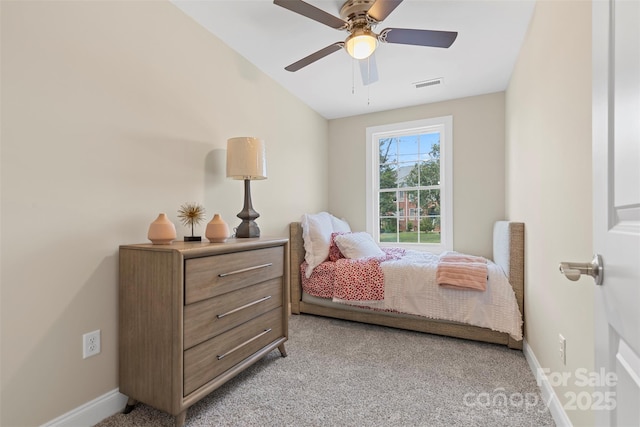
(436, 253, 488, 291)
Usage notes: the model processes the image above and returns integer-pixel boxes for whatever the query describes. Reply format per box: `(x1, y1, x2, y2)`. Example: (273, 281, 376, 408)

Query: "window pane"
(406, 190, 419, 206)
(419, 160, 440, 187)
(397, 136, 418, 163)
(418, 187, 441, 243)
(379, 218, 398, 242)
(420, 189, 440, 216)
(379, 138, 398, 164)
(379, 191, 397, 217)
(420, 227, 440, 243)
(379, 163, 398, 190)
(419, 133, 440, 187)
(397, 161, 419, 188)
(419, 219, 441, 243)
(420, 133, 440, 161)
(399, 216, 418, 242)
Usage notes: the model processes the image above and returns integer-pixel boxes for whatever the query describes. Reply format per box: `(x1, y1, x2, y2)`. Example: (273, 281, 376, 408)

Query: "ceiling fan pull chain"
(367, 56, 371, 105)
(351, 57, 355, 95)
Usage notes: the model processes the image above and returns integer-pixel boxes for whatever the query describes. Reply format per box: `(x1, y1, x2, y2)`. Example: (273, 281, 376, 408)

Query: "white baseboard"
(523, 338, 573, 427)
(41, 389, 128, 427)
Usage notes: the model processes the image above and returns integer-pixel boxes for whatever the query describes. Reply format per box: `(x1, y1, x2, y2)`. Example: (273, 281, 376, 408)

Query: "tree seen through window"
(378, 133, 441, 244)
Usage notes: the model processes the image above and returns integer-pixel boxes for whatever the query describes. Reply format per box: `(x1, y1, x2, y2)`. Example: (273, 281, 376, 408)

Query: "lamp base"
(235, 220, 260, 238)
(235, 178, 261, 238)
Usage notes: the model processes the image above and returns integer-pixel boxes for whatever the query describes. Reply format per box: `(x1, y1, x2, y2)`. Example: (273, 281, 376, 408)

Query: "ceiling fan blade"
(367, 0, 403, 22)
(285, 42, 344, 72)
(379, 28, 458, 48)
(274, 0, 347, 30)
(359, 54, 379, 86)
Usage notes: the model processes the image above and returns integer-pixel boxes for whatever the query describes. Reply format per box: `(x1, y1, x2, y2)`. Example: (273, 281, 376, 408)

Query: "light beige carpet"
(97, 314, 554, 426)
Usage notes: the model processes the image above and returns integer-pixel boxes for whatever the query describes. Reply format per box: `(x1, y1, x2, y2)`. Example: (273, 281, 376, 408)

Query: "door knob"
(559, 254, 603, 286)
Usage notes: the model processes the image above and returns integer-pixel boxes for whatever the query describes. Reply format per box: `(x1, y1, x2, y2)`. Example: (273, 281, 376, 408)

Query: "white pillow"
(301, 212, 334, 278)
(334, 232, 385, 259)
(331, 215, 351, 233)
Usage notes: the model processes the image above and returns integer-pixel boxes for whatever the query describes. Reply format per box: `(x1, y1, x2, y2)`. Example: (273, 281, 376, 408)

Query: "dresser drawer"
(183, 307, 283, 396)
(185, 246, 283, 304)
(183, 277, 283, 350)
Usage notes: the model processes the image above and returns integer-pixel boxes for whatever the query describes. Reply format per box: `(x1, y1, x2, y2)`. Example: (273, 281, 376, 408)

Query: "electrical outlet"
(83, 330, 101, 359)
(559, 334, 566, 365)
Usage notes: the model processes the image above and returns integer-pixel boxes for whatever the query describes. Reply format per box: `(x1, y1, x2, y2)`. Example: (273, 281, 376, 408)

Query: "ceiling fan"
(274, 0, 458, 75)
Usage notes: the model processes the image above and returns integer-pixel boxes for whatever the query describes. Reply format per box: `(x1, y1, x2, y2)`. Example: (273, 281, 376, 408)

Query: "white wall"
(328, 92, 506, 258)
(0, 1, 328, 425)
(505, 1, 594, 426)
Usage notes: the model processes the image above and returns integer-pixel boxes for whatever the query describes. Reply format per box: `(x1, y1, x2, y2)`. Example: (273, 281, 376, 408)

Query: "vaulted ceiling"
(172, 0, 535, 119)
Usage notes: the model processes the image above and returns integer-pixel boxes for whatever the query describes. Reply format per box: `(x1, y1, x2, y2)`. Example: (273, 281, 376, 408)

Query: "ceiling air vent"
(414, 78, 443, 89)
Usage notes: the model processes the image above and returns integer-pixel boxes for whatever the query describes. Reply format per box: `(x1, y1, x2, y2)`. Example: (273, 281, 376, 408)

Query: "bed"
(289, 220, 524, 350)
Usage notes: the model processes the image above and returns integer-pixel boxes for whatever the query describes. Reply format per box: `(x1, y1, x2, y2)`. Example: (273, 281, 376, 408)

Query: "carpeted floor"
(97, 314, 554, 427)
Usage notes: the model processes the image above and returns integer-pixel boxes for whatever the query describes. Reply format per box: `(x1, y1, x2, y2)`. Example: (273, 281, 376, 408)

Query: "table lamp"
(226, 137, 267, 238)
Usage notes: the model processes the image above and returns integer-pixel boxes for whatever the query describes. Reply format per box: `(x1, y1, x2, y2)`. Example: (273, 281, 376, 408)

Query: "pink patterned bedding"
(300, 260, 335, 299)
(301, 248, 405, 301)
(334, 258, 385, 301)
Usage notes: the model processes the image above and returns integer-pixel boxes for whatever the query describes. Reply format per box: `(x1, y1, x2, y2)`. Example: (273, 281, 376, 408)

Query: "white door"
(593, 0, 640, 425)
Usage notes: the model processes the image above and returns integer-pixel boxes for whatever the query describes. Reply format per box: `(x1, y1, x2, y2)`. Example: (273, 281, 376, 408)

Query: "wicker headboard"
(492, 221, 525, 327)
(289, 222, 306, 314)
(288, 221, 524, 325)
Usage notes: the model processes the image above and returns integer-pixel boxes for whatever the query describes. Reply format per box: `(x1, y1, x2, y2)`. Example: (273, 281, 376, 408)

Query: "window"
(366, 116, 453, 252)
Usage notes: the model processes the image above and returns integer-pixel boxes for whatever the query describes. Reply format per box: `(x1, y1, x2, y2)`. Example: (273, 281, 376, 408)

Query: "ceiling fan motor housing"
(340, 0, 378, 27)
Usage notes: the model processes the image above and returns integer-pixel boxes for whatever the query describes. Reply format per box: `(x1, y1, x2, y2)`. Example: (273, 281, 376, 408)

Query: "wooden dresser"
(119, 238, 288, 427)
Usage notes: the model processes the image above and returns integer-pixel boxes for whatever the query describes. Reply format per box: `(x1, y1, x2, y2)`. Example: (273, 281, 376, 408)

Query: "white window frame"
(365, 116, 453, 253)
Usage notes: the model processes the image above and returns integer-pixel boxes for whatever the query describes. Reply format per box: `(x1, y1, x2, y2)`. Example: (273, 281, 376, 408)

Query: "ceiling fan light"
(345, 29, 377, 60)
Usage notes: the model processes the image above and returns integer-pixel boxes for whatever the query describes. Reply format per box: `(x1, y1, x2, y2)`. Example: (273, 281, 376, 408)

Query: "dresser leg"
(278, 343, 287, 357)
(122, 397, 137, 414)
(175, 410, 187, 427)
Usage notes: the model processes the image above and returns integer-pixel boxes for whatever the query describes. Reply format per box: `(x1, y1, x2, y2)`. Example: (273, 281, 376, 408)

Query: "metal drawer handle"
(217, 296, 272, 319)
(218, 263, 273, 278)
(217, 328, 272, 360)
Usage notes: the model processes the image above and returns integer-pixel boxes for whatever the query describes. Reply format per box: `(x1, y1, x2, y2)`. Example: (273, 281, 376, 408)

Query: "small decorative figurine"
(177, 202, 206, 242)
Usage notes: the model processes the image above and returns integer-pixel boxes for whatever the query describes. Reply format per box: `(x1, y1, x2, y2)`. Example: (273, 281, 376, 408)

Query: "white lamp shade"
(226, 137, 267, 180)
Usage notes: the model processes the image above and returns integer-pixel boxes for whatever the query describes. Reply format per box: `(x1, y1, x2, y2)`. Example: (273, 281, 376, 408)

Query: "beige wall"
(0, 1, 328, 425)
(505, 1, 593, 426)
(328, 92, 506, 258)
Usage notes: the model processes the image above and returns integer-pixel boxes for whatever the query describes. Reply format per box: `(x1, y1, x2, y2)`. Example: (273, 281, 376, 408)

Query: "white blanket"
(333, 250, 523, 341)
